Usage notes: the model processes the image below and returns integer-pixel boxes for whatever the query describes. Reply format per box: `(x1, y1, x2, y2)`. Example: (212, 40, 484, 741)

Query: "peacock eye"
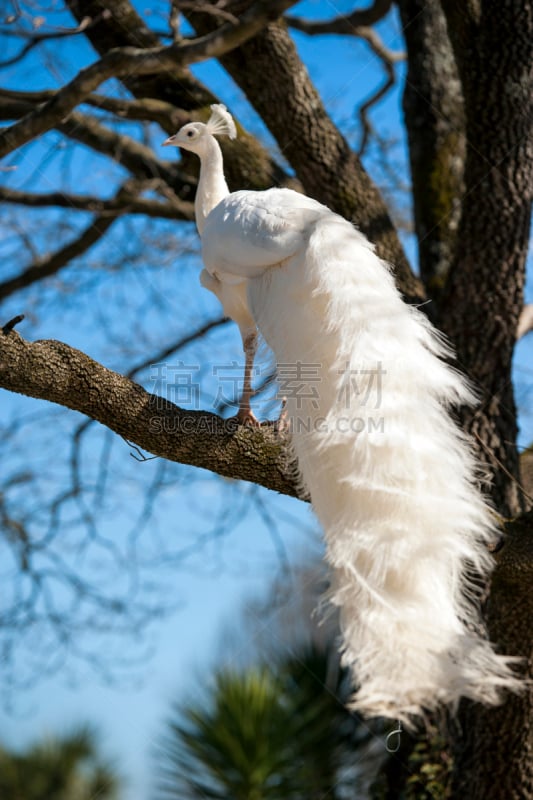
(187, 130, 195, 138)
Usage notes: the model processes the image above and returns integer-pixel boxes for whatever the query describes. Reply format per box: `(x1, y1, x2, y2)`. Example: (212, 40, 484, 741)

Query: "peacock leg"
(234, 331, 259, 425)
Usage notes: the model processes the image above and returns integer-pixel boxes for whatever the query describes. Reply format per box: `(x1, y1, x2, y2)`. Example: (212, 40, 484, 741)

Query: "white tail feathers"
(207, 104, 237, 140)
(247, 212, 523, 727)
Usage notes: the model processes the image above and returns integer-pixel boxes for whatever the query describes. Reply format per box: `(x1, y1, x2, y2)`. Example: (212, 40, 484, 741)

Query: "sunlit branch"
(356, 27, 403, 155)
(0, 97, 191, 192)
(173, 1, 239, 25)
(0, 182, 136, 302)
(286, 0, 393, 34)
(126, 318, 230, 380)
(0, 185, 193, 220)
(0, 0, 300, 159)
(0, 13, 101, 69)
(56, 111, 183, 186)
(517, 305, 533, 340)
(0, 329, 298, 498)
(0, 87, 183, 129)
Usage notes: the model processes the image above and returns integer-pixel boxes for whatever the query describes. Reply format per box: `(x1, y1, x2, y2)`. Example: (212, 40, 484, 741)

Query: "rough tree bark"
(450, 513, 533, 800)
(438, 2, 533, 797)
(439, 0, 532, 516)
(397, 0, 465, 292)
(0, 326, 298, 498)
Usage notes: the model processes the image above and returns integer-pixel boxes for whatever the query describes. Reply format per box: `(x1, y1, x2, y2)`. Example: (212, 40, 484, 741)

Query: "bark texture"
(397, 0, 465, 292)
(450, 513, 533, 800)
(436, 4, 533, 796)
(440, 0, 533, 517)
(0, 328, 298, 498)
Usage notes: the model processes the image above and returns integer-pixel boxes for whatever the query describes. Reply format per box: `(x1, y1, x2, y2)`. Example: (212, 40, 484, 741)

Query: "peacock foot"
(233, 405, 260, 426)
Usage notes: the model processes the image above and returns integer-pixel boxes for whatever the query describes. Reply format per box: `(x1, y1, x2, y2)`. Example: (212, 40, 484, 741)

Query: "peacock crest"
(206, 104, 237, 140)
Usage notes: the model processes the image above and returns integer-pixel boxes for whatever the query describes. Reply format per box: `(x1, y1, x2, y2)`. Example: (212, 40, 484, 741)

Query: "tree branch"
(517, 304, 533, 340)
(0, 97, 197, 202)
(0, 87, 184, 130)
(0, 94, 189, 188)
(0, 13, 100, 68)
(0, 0, 300, 159)
(353, 26, 405, 156)
(286, 0, 393, 34)
(0, 185, 193, 221)
(0, 182, 135, 302)
(56, 111, 184, 187)
(0, 328, 298, 498)
(185, 4, 425, 304)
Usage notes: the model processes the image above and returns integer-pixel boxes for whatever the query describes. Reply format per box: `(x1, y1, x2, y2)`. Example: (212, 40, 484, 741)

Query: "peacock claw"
(233, 407, 260, 427)
(274, 396, 289, 434)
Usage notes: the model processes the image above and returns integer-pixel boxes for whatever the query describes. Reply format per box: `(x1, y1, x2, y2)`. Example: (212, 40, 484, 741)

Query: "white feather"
(168, 107, 522, 726)
(244, 213, 521, 724)
(206, 103, 237, 140)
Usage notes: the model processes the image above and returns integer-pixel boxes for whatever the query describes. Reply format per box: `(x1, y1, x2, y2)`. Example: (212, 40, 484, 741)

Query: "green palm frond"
(156, 645, 378, 800)
(0, 725, 119, 800)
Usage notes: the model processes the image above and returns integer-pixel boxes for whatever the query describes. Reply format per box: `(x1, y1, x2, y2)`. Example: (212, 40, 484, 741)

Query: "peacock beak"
(162, 135, 177, 146)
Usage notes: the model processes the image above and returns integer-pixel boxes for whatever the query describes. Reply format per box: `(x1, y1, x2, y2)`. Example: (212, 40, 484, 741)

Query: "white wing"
(201, 188, 328, 281)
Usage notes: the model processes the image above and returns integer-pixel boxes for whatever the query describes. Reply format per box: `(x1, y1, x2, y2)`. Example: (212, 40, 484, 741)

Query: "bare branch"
(0, 185, 193, 221)
(0, 88, 184, 129)
(0, 14, 100, 68)
(0, 329, 298, 498)
(0, 96, 38, 121)
(174, 1, 239, 25)
(517, 305, 533, 340)
(286, 0, 393, 35)
(56, 111, 183, 186)
(1, 12, 102, 36)
(354, 27, 405, 156)
(126, 318, 230, 380)
(85, 95, 182, 128)
(0, 0, 300, 159)
(352, 24, 405, 64)
(285, 11, 405, 159)
(2, 314, 25, 334)
(0, 96, 192, 192)
(0, 182, 136, 302)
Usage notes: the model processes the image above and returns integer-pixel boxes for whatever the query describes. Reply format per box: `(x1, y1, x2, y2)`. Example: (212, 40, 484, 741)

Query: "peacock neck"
(196, 137, 229, 236)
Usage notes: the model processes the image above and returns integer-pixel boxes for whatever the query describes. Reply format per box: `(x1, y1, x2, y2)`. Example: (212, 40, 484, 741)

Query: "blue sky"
(0, 2, 532, 799)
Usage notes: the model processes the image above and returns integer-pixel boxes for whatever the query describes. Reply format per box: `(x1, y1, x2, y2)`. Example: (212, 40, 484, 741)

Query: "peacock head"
(162, 103, 237, 154)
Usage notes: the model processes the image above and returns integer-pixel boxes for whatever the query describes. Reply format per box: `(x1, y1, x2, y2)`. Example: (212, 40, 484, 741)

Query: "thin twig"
(2, 314, 25, 334)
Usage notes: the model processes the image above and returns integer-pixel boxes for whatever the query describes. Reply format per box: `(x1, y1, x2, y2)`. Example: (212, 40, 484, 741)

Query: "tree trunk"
(440, 0, 532, 516)
(397, 0, 465, 293)
(450, 514, 533, 800)
(438, 3, 533, 797)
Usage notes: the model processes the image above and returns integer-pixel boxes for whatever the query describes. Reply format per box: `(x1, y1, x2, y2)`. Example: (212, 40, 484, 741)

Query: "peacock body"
(163, 105, 521, 725)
